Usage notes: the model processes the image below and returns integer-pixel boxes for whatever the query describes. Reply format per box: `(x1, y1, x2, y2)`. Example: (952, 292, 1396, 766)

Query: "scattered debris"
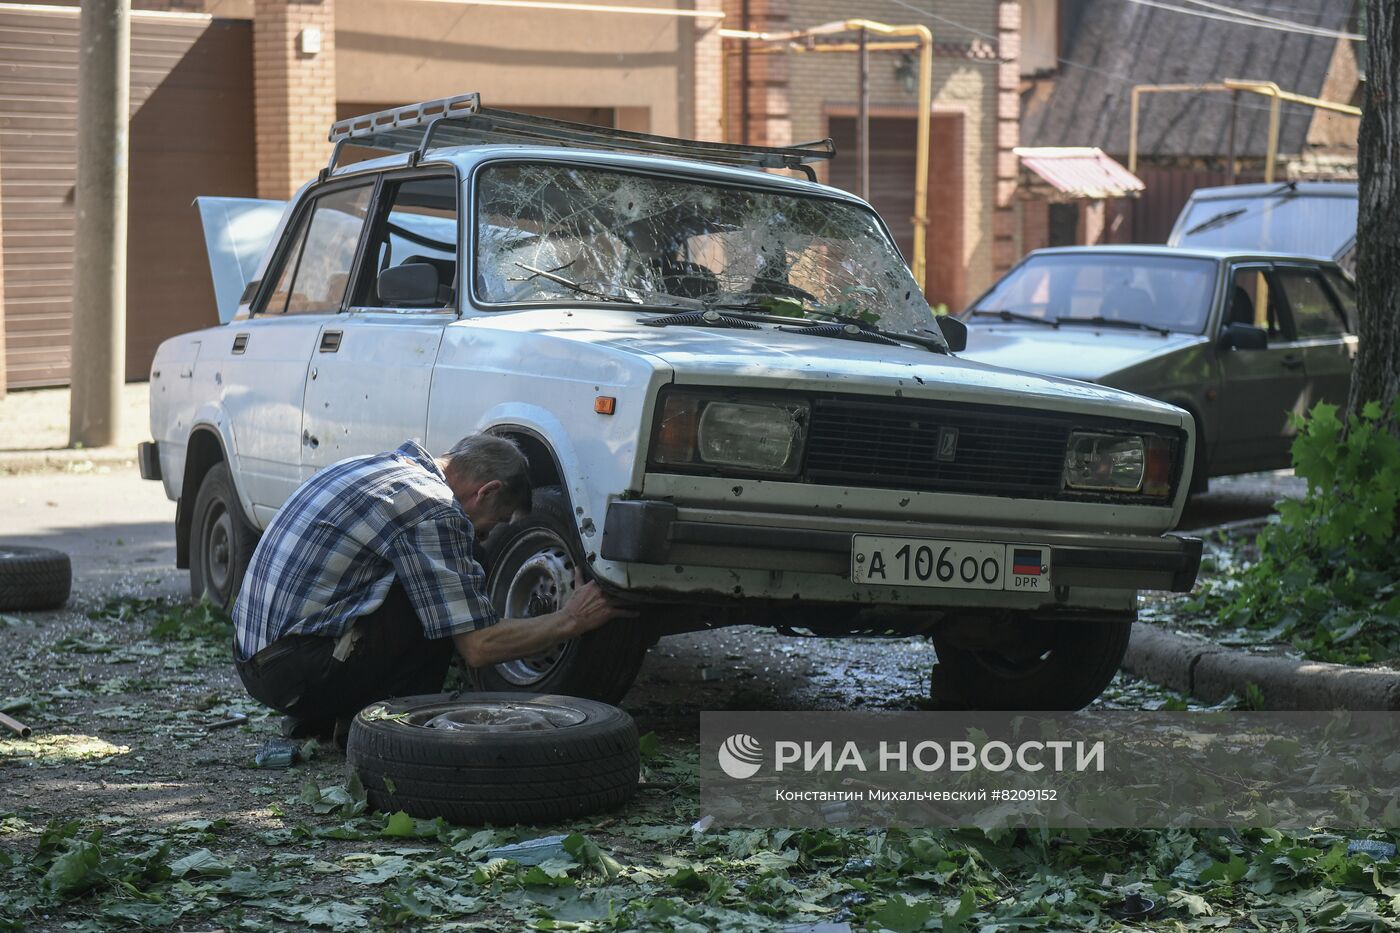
(204, 713, 248, 731)
(1348, 839, 1397, 861)
(0, 710, 31, 738)
(253, 738, 302, 769)
(484, 834, 572, 865)
(1107, 891, 1157, 919)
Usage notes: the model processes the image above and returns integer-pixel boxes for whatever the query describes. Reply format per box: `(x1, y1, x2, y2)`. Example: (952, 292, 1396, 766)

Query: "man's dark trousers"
(235, 583, 454, 725)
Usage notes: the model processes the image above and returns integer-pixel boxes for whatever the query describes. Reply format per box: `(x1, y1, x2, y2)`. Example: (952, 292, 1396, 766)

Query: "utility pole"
(856, 27, 869, 202)
(69, 0, 129, 448)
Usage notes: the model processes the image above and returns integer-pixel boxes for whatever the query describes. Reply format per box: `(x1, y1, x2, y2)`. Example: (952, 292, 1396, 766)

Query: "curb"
(0, 447, 136, 475)
(1124, 622, 1400, 711)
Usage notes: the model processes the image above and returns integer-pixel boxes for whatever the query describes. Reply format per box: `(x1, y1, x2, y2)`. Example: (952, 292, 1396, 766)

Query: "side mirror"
(935, 315, 968, 352)
(1219, 322, 1268, 351)
(377, 263, 440, 307)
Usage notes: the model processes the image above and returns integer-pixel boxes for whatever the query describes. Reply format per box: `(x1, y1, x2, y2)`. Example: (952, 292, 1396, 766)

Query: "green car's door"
(1214, 264, 1310, 473)
(1272, 264, 1356, 414)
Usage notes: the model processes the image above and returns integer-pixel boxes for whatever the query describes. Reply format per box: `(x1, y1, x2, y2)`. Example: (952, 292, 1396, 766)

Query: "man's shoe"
(281, 715, 334, 739)
(332, 716, 353, 750)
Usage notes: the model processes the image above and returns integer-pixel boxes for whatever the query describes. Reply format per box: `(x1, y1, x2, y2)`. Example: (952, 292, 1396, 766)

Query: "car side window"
(1322, 269, 1357, 331)
(1276, 269, 1349, 339)
(1227, 267, 1290, 340)
(351, 175, 458, 309)
(259, 184, 374, 315)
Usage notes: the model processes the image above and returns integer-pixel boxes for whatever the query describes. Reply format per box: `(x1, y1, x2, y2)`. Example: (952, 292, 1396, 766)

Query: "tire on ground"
(189, 462, 259, 610)
(0, 545, 72, 611)
(932, 618, 1132, 711)
(471, 485, 649, 704)
(345, 692, 640, 825)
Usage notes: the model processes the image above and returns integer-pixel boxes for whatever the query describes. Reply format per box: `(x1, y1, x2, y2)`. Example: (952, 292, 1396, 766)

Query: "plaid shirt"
(232, 440, 498, 661)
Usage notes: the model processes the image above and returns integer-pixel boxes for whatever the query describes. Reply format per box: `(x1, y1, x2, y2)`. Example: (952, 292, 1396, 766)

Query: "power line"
(1121, 0, 1363, 41)
(1181, 0, 1361, 38)
(881, 0, 1315, 121)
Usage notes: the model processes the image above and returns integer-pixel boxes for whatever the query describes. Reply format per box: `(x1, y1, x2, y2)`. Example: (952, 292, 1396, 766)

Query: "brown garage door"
(827, 114, 964, 312)
(0, 7, 255, 390)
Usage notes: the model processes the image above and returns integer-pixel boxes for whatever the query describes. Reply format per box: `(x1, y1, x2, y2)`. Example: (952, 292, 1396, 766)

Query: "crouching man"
(231, 434, 633, 737)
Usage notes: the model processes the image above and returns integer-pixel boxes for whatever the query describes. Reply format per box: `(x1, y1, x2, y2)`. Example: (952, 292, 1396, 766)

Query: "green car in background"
(957, 246, 1357, 492)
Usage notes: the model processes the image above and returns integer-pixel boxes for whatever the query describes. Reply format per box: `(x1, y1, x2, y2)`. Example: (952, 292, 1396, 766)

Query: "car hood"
(958, 323, 1205, 381)
(467, 308, 1189, 425)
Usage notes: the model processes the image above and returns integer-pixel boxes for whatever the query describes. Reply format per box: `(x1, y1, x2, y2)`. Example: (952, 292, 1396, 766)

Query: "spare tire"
(346, 692, 640, 825)
(0, 545, 72, 611)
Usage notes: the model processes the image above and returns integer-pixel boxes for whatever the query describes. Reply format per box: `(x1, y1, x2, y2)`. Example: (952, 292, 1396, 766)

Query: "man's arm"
(454, 569, 634, 668)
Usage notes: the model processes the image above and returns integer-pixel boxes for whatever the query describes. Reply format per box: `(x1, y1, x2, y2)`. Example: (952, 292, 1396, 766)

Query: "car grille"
(805, 397, 1076, 499)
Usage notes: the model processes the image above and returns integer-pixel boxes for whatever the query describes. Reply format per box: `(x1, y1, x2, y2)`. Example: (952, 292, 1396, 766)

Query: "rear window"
(1173, 194, 1357, 258)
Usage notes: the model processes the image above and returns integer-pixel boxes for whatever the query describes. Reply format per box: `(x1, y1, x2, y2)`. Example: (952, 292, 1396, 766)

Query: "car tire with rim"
(931, 617, 1132, 710)
(471, 486, 649, 704)
(189, 462, 259, 610)
(346, 692, 640, 825)
(0, 545, 72, 611)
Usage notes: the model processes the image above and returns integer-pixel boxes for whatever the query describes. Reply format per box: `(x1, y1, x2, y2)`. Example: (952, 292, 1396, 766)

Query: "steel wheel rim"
(415, 699, 587, 732)
(494, 531, 574, 686)
(205, 505, 233, 596)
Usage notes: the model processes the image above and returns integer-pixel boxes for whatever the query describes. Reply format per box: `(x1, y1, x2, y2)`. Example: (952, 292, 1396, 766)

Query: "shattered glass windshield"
(473, 161, 940, 338)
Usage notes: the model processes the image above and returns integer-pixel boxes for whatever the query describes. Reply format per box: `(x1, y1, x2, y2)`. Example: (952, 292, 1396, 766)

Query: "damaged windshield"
(473, 161, 940, 339)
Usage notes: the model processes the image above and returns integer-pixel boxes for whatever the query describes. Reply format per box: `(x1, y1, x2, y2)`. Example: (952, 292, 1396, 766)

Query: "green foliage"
(1194, 399, 1400, 662)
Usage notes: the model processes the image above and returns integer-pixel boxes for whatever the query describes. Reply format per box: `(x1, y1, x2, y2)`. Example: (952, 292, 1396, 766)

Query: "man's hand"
(455, 565, 637, 668)
(561, 566, 637, 637)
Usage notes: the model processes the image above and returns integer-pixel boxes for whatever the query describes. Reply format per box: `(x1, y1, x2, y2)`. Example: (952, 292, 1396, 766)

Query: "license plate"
(850, 535, 1051, 592)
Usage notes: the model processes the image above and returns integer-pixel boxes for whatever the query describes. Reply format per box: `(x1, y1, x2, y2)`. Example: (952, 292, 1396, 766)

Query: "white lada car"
(141, 95, 1201, 710)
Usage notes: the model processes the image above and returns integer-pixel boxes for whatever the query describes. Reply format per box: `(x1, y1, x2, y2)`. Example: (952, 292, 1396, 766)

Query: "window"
(1276, 269, 1348, 339)
(352, 175, 458, 309)
(1322, 268, 1357, 330)
(260, 184, 373, 315)
(473, 162, 940, 340)
(1227, 267, 1288, 339)
(969, 253, 1217, 334)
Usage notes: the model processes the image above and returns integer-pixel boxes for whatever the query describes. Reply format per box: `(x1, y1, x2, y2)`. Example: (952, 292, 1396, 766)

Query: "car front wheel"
(472, 485, 650, 704)
(189, 462, 259, 610)
(931, 615, 1132, 710)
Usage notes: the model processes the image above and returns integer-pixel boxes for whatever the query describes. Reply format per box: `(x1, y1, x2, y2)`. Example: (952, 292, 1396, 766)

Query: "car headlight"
(1063, 431, 1175, 497)
(652, 392, 808, 476)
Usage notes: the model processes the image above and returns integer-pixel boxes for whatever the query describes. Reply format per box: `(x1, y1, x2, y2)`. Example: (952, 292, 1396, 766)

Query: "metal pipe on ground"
(0, 711, 32, 738)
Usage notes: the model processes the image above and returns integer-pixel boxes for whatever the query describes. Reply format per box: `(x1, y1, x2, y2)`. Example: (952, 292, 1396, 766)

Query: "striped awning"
(1014, 147, 1145, 200)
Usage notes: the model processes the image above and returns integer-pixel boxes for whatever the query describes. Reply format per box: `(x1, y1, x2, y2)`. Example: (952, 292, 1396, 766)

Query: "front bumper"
(137, 441, 162, 481)
(601, 499, 1202, 594)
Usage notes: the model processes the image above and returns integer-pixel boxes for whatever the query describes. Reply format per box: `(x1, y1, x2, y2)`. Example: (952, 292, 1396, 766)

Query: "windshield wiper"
(641, 309, 761, 330)
(782, 320, 948, 355)
(512, 262, 638, 304)
(1055, 315, 1172, 337)
(1183, 181, 1299, 237)
(693, 297, 950, 354)
(1183, 207, 1247, 237)
(968, 308, 1059, 327)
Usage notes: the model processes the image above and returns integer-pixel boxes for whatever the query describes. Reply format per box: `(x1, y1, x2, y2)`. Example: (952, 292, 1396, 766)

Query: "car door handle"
(319, 330, 342, 353)
(1281, 354, 1304, 370)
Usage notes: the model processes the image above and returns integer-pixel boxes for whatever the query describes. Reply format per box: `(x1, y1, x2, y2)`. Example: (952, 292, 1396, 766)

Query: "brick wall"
(692, 0, 724, 141)
(253, 0, 335, 200)
(770, 0, 1009, 299)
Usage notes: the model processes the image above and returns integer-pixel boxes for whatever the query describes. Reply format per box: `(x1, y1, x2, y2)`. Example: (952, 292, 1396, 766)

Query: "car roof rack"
(325, 92, 834, 180)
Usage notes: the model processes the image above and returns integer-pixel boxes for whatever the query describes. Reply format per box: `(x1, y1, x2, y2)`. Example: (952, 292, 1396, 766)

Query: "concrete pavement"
(0, 383, 150, 473)
(0, 464, 183, 601)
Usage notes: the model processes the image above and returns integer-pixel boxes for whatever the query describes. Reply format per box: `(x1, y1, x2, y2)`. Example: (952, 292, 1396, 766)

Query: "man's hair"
(442, 434, 532, 514)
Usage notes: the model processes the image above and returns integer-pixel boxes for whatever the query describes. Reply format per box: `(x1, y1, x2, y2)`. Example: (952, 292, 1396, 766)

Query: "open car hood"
(195, 196, 288, 323)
